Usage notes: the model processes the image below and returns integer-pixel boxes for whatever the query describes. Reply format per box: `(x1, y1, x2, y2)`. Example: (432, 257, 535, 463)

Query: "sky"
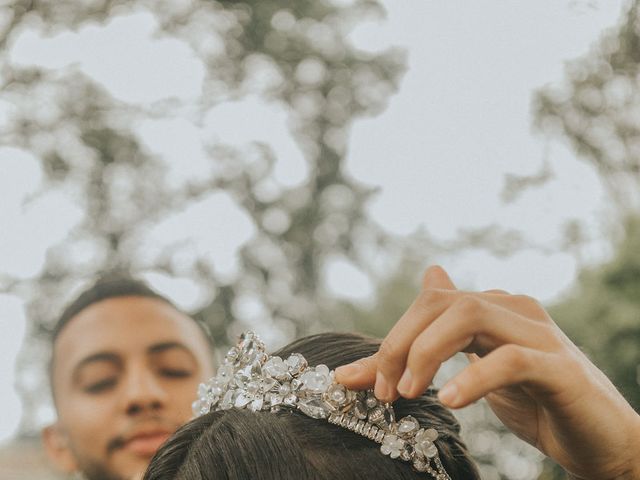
(0, 0, 628, 444)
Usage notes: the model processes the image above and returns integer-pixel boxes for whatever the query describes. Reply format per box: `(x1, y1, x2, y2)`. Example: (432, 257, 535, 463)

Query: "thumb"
(335, 354, 378, 390)
(422, 265, 457, 291)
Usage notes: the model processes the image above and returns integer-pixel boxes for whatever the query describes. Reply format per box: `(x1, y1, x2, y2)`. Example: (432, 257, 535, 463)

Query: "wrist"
(567, 413, 640, 480)
(627, 416, 640, 479)
(620, 414, 640, 479)
(609, 413, 640, 480)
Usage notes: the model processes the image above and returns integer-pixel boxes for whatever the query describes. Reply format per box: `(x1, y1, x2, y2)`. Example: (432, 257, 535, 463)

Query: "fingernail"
(397, 369, 413, 396)
(438, 383, 459, 406)
(374, 370, 393, 401)
(335, 363, 362, 377)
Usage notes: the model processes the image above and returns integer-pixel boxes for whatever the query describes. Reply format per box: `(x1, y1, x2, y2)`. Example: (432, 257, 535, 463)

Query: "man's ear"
(42, 423, 78, 473)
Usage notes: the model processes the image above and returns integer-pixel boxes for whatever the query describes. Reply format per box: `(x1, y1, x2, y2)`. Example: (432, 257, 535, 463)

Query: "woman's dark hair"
(144, 332, 481, 480)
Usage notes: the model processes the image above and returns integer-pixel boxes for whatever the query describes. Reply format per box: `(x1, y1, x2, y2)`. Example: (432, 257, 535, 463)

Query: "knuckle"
(541, 322, 566, 352)
(500, 344, 531, 371)
(538, 323, 562, 346)
(510, 294, 554, 323)
(512, 294, 544, 312)
(465, 361, 488, 385)
(356, 356, 378, 375)
(409, 338, 433, 362)
(455, 294, 485, 316)
(419, 288, 446, 307)
(377, 337, 402, 365)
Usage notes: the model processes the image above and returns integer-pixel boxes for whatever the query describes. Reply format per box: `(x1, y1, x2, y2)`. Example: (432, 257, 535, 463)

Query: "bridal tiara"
(192, 331, 452, 480)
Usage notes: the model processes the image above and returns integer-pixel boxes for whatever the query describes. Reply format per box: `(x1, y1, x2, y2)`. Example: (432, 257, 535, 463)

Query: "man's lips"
(107, 418, 179, 457)
(122, 431, 171, 457)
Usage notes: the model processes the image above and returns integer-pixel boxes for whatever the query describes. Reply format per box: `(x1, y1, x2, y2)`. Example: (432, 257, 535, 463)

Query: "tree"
(548, 213, 640, 412)
(533, 0, 640, 413)
(534, 0, 640, 213)
(0, 0, 406, 434)
(533, 2, 640, 478)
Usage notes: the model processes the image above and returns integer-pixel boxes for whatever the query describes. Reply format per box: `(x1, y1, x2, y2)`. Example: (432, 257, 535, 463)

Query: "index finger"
(335, 265, 457, 389)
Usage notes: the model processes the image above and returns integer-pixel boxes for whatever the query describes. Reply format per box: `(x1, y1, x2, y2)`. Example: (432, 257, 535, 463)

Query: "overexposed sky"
(0, 0, 627, 443)
(345, 0, 624, 298)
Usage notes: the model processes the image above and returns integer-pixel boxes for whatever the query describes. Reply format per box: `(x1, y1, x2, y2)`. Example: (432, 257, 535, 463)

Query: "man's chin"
(78, 457, 148, 480)
(78, 461, 127, 480)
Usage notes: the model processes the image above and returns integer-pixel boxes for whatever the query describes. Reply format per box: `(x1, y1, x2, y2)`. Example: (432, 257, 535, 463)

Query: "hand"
(335, 265, 640, 480)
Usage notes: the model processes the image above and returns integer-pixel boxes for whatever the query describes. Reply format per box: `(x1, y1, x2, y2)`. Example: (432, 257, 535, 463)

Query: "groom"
(42, 275, 215, 480)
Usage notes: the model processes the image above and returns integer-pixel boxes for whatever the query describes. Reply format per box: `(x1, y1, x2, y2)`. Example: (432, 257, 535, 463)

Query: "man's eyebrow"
(147, 341, 195, 356)
(72, 352, 122, 381)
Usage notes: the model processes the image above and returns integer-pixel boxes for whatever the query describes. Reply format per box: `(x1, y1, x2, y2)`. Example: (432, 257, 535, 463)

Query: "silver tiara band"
(192, 331, 452, 480)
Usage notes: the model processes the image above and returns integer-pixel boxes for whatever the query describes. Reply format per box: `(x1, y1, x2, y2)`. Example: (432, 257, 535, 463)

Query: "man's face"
(44, 296, 214, 480)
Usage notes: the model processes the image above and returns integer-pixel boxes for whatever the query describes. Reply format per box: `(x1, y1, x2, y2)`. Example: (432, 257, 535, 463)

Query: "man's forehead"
(53, 296, 204, 368)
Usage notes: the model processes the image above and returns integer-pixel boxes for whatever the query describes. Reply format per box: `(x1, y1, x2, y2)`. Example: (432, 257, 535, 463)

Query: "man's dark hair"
(52, 273, 183, 343)
(143, 332, 480, 480)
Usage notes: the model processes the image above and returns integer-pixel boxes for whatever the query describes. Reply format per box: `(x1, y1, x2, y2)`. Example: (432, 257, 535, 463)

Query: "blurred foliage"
(0, 0, 407, 434)
(534, 2, 640, 478)
(326, 253, 421, 338)
(533, 0, 640, 414)
(534, 0, 640, 211)
(535, 213, 640, 480)
(549, 213, 640, 412)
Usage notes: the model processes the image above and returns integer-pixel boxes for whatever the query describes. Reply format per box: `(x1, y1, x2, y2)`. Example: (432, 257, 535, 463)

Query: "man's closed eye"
(84, 377, 117, 394)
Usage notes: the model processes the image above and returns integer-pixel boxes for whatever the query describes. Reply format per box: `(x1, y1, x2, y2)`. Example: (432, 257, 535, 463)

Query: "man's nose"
(121, 366, 167, 415)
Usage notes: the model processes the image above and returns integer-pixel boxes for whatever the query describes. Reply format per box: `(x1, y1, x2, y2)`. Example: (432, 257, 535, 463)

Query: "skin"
(43, 296, 215, 480)
(335, 265, 640, 480)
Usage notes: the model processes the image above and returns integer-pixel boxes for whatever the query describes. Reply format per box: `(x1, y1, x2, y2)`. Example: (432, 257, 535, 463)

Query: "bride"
(144, 331, 479, 479)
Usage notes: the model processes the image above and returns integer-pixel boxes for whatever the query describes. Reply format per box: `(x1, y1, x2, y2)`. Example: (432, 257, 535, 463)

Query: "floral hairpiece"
(192, 331, 451, 479)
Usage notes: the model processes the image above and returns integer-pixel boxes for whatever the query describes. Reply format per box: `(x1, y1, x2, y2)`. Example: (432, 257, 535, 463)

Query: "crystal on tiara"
(193, 331, 451, 480)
